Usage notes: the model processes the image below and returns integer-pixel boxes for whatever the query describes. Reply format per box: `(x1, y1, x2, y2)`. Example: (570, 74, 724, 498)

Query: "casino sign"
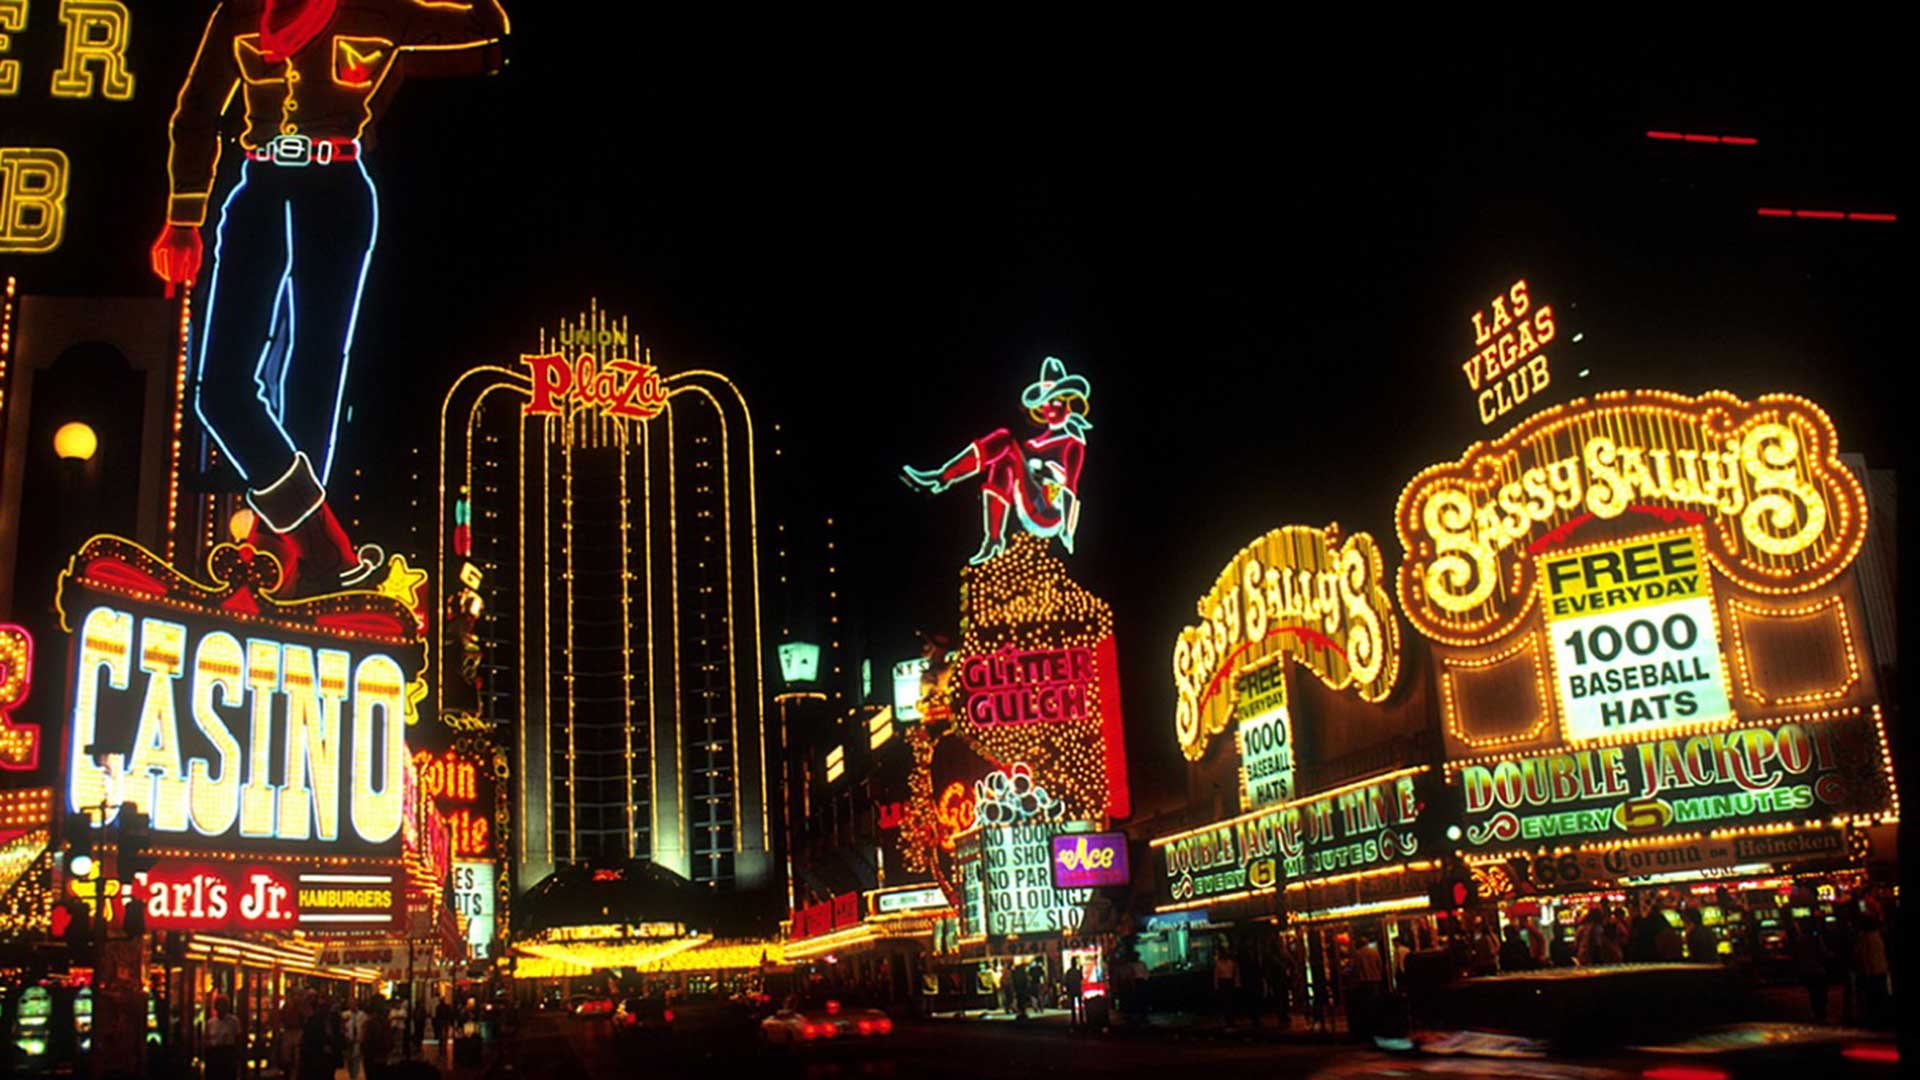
(1399, 390, 1897, 867)
(53, 537, 426, 927)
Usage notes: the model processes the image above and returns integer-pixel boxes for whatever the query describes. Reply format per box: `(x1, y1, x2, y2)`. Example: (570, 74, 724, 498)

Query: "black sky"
(3, 22, 1906, 815)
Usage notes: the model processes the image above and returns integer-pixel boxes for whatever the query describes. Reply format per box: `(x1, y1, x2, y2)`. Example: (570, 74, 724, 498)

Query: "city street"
(0, 16, 1903, 1080)
(461, 1013, 1344, 1079)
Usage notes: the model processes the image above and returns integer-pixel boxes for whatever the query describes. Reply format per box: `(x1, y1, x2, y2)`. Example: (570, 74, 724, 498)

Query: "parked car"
(759, 993, 893, 1049)
(1311, 964, 1898, 1080)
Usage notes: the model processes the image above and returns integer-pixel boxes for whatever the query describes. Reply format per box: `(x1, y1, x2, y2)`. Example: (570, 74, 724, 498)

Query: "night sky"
(3, 21, 1906, 816)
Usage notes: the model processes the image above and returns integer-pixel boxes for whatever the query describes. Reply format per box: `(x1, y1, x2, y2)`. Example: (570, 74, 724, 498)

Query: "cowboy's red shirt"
(165, 0, 508, 227)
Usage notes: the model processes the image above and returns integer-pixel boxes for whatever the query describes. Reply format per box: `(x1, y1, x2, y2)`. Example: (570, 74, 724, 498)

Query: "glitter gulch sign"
(960, 645, 1093, 726)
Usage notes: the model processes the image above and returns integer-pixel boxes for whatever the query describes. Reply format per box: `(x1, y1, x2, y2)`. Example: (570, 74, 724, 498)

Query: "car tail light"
(857, 1020, 873, 1036)
(1842, 1044, 1898, 1064)
(799, 1024, 816, 1040)
(876, 1018, 892, 1034)
(663, 1010, 674, 1023)
(819, 1022, 838, 1038)
(826, 1000, 841, 1015)
(1644, 1068, 1729, 1080)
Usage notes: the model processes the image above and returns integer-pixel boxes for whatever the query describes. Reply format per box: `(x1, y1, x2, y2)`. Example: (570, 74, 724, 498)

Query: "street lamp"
(53, 421, 98, 462)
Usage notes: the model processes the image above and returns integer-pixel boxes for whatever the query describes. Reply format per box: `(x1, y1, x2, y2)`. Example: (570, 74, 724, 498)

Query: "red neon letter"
(523, 352, 572, 416)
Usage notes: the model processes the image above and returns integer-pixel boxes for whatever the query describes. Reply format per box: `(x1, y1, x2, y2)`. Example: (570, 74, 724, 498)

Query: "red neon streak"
(81, 558, 168, 598)
(1841, 1044, 1898, 1064)
(1647, 131, 1756, 145)
(1642, 1067, 1729, 1080)
(1527, 505, 1704, 556)
(1797, 210, 1846, 219)
(1848, 212, 1898, 222)
(1756, 208, 1795, 217)
(1195, 625, 1349, 718)
(1760, 208, 1896, 221)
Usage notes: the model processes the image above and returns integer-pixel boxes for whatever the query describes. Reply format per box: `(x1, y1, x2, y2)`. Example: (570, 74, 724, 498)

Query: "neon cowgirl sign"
(148, 0, 510, 596)
(959, 646, 1092, 726)
(903, 356, 1091, 565)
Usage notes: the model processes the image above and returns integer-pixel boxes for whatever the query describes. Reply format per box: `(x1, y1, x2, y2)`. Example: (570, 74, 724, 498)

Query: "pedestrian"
(1499, 926, 1534, 973)
(277, 992, 306, 1078)
(1852, 917, 1889, 1027)
(1682, 908, 1717, 963)
(1575, 908, 1605, 965)
(343, 995, 365, 1080)
(1239, 941, 1266, 1029)
(1391, 927, 1413, 981)
(1347, 933, 1384, 1040)
(1274, 942, 1294, 1028)
(360, 994, 392, 1080)
(1790, 919, 1830, 1023)
(298, 993, 337, 1080)
(1654, 910, 1685, 961)
(1550, 929, 1575, 967)
(1064, 961, 1084, 1027)
(1469, 920, 1498, 976)
(203, 994, 241, 1080)
(433, 996, 452, 1054)
(1629, 897, 1665, 962)
(1213, 944, 1240, 1028)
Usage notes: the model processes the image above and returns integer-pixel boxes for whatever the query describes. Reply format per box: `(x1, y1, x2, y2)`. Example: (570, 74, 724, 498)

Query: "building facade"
(439, 305, 771, 902)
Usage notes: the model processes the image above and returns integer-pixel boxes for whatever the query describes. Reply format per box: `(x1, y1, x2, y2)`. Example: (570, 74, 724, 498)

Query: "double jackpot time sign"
(55, 538, 421, 929)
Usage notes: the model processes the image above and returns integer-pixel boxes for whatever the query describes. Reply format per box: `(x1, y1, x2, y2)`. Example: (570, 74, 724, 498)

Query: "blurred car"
(664, 993, 757, 1035)
(759, 993, 894, 1049)
(1309, 964, 1898, 1080)
(566, 994, 615, 1019)
(610, 995, 673, 1039)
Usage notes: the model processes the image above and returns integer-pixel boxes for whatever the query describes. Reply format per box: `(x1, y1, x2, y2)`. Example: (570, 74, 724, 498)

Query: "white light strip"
(299, 874, 394, 885)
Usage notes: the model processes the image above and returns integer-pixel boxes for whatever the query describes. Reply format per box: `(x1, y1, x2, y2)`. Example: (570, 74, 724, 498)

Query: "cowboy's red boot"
(247, 519, 303, 594)
(289, 502, 358, 595)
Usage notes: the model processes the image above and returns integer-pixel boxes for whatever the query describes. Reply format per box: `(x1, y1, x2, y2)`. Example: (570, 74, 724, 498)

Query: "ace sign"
(1542, 530, 1732, 742)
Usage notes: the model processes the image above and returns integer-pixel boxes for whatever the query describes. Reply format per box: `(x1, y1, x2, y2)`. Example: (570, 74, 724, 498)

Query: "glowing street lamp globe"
(54, 421, 98, 462)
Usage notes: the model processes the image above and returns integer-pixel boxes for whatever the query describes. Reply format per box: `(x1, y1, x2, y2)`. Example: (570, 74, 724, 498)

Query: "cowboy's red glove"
(150, 225, 203, 299)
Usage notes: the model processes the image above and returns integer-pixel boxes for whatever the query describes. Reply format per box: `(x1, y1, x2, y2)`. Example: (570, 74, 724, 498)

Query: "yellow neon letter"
(69, 606, 131, 817)
(50, 0, 133, 100)
(0, 148, 70, 254)
(0, 0, 25, 97)
(239, 639, 280, 838)
(277, 646, 346, 842)
(188, 631, 243, 837)
(350, 654, 405, 844)
(126, 618, 188, 830)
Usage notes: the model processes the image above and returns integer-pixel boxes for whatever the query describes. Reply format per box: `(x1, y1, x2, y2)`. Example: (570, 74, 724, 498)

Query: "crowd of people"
(192, 987, 495, 1080)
